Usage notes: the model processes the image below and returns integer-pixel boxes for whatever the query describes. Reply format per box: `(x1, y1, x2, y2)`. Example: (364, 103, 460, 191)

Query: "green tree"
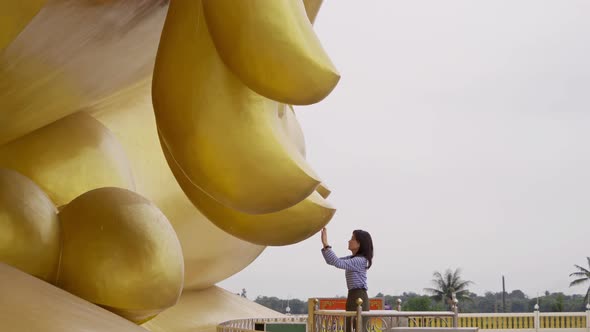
(509, 290, 527, 299)
(509, 299, 528, 312)
(286, 299, 307, 314)
(552, 294, 564, 312)
(403, 296, 435, 311)
(569, 257, 590, 304)
(478, 292, 498, 313)
(255, 296, 280, 311)
(424, 268, 473, 309)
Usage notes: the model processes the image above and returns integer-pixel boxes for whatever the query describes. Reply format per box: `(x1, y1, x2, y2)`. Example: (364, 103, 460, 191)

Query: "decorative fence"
(309, 299, 460, 332)
(217, 301, 590, 332)
(457, 313, 588, 330)
(459, 314, 535, 329)
(217, 316, 308, 332)
(539, 314, 587, 329)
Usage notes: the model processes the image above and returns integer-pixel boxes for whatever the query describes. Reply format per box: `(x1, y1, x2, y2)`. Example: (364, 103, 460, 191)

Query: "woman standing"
(321, 227, 374, 314)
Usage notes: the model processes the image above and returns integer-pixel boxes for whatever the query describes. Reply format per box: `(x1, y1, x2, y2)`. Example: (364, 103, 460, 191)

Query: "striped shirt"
(322, 248, 368, 291)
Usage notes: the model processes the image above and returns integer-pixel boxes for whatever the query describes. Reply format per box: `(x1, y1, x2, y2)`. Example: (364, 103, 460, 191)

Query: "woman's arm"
(321, 227, 329, 248)
(322, 248, 366, 272)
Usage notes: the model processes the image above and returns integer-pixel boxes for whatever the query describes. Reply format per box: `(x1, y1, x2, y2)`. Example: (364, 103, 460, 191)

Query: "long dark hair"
(353, 229, 373, 269)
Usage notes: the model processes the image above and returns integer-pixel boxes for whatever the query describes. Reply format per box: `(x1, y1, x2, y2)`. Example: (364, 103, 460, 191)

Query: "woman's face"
(348, 233, 360, 252)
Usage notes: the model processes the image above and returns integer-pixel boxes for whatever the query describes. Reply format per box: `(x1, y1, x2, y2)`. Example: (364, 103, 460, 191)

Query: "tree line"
(253, 257, 590, 314)
(253, 290, 588, 315)
(381, 290, 588, 313)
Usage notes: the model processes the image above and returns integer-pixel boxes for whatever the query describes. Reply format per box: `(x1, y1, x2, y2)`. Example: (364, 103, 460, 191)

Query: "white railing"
(216, 301, 590, 332)
(457, 307, 590, 330)
(217, 316, 308, 332)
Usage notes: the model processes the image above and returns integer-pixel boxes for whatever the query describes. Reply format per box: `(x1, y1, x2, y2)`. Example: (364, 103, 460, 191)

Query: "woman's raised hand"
(321, 227, 329, 247)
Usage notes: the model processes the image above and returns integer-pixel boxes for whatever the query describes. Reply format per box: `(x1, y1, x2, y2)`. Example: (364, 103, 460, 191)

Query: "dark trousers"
(345, 288, 369, 332)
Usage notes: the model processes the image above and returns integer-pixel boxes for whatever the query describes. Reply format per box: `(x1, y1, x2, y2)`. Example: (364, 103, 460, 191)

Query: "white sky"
(219, 0, 590, 301)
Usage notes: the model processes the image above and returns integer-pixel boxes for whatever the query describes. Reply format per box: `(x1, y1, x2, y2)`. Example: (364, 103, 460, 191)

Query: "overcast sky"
(219, 0, 590, 301)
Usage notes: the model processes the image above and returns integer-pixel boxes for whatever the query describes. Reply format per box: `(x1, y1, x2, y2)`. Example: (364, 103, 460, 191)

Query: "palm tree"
(569, 257, 590, 305)
(424, 268, 473, 309)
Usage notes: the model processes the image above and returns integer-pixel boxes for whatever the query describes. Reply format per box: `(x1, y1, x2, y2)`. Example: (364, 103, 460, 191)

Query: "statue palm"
(569, 257, 590, 305)
(424, 268, 473, 309)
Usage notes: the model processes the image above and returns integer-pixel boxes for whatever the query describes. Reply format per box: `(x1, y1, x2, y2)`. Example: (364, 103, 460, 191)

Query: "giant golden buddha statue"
(0, 1, 338, 331)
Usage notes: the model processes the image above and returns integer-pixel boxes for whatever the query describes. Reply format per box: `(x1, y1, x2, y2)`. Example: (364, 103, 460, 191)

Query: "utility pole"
(502, 275, 506, 313)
